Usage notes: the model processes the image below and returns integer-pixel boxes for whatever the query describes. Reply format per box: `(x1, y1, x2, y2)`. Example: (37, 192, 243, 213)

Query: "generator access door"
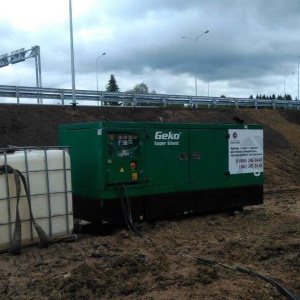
(144, 128, 189, 186)
(190, 129, 228, 183)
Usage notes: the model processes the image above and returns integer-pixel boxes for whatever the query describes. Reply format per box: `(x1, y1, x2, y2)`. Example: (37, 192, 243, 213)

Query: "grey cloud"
(2, 0, 300, 98)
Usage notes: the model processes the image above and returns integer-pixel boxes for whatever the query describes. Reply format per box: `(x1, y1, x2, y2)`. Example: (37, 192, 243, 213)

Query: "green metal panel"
(59, 128, 92, 189)
(59, 121, 264, 201)
(190, 129, 229, 183)
(144, 128, 190, 186)
(59, 124, 105, 193)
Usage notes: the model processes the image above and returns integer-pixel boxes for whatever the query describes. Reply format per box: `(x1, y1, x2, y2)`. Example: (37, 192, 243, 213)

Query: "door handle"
(192, 152, 200, 160)
(179, 153, 188, 160)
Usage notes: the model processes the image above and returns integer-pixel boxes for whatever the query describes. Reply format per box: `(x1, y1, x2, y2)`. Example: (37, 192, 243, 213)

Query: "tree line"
(104, 74, 156, 105)
(249, 94, 294, 100)
(105, 74, 296, 101)
(105, 74, 156, 94)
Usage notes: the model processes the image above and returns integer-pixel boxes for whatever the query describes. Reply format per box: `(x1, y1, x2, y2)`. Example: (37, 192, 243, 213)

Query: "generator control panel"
(107, 131, 141, 185)
(108, 132, 139, 157)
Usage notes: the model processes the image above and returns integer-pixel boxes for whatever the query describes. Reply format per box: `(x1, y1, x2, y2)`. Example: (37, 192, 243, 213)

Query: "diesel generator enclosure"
(59, 122, 264, 223)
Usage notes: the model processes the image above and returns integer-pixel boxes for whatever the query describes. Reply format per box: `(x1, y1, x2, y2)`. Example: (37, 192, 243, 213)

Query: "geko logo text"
(154, 131, 181, 146)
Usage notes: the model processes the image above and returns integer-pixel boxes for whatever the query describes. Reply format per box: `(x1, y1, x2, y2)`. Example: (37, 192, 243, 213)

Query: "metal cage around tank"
(0, 146, 74, 252)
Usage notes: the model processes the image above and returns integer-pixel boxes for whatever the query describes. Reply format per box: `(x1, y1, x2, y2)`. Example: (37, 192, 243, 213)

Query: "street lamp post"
(297, 57, 299, 100)
(182, 30, 209, 96)
(69, 0, 76, 108)
(286, 55, 300, 100)
(208, 64, 219, 97)
(284, 72, 294, 99)
(96, 52, 106, 91)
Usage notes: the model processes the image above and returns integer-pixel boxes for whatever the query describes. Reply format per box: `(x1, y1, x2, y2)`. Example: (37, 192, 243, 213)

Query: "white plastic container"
(0, 147, 73, 251)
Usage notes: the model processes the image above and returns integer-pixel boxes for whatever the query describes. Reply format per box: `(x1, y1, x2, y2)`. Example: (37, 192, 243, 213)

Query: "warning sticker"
(120, 167, 125, 173)
(228, 129, 263, 175)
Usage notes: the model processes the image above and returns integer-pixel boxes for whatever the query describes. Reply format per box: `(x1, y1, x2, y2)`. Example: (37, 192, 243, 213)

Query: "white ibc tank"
(0, 147, 73, 252)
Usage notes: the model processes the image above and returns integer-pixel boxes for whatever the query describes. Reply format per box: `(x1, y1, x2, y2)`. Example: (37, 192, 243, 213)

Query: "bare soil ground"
(0, 104, 300, 299)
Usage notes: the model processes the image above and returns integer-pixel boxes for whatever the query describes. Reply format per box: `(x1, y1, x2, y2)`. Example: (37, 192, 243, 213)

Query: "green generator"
(59, 121, 263, 224)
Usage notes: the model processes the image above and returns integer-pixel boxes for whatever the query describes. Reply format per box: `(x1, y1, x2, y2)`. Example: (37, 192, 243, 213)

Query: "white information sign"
(228, 129, 263, 175)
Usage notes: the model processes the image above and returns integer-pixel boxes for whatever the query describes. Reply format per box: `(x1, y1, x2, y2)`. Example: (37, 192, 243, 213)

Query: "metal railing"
(0, 84, 300, 109)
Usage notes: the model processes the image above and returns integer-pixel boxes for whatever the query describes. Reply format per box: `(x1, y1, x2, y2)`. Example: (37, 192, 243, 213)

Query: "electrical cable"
(116, 184, 132, 232)
(116, 183, 152, 243)
(117, 184, 141, 236)
(182, 254, 300, 300)
(122, 184, 132, 223)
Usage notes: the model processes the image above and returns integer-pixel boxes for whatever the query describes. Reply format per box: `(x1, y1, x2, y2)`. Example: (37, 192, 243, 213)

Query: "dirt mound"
(1, 105, 299, 187)
(0, 104, 300, 299)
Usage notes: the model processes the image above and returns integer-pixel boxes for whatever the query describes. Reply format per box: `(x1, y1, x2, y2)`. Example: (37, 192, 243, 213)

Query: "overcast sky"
(1, 0, 300, 99)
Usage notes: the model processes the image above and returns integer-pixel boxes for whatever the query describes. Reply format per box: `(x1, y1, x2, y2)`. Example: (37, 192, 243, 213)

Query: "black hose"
(116, 184, 152, 243)
(185, 254, 300, 300)
(122, 184, 132, 223)
(116, 184, 132, 231)
(235, 267, 300, 300)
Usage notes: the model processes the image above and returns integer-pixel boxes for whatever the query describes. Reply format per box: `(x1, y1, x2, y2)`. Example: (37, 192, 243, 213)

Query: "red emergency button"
(130, 161, 137, 170)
